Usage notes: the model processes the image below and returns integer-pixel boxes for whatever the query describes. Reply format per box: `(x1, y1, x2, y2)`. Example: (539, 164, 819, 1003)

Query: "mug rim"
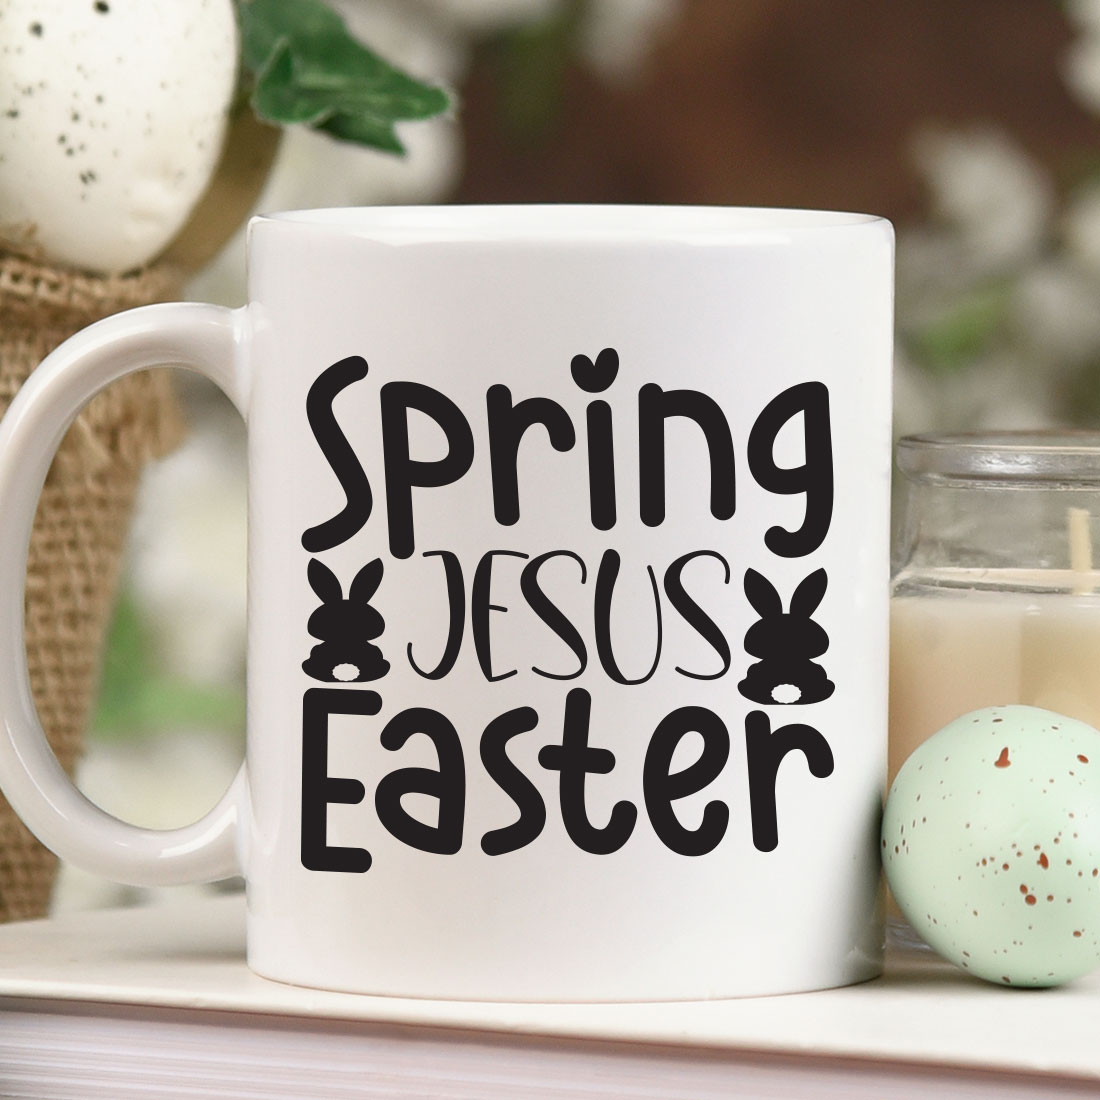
(249, 203, 889, 244)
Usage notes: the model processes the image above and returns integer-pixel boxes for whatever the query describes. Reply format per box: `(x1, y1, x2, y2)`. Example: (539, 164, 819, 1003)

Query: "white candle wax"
(889, 570, 1100, 787)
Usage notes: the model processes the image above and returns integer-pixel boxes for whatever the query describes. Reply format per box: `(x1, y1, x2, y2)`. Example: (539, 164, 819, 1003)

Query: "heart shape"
(570, 347, 619, 393)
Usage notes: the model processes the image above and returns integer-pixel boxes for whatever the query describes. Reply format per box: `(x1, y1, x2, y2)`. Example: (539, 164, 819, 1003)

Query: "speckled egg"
(883, 705, 1100, 987)
(0, 0, 236, 274)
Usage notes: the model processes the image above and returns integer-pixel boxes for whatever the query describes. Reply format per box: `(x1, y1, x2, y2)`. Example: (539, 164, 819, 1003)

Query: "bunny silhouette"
(738, 568, 834, 705)
(302, 558, 391, 683)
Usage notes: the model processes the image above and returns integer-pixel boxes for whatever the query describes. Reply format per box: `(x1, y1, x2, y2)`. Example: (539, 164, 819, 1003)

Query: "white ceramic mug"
(0, 206, 893, 1000)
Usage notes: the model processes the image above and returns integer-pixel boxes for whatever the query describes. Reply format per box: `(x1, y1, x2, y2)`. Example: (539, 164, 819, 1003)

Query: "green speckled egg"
(883, 705, 1100, 987)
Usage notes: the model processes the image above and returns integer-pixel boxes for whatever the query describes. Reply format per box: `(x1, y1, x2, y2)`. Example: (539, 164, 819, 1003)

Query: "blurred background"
(55, 0, 1100, 909)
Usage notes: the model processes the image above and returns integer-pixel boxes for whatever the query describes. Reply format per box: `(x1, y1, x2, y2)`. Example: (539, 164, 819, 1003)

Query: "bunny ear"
(743, 569, 783, 618)
(790, 568, 828, 617)
(349, 558, 384, 604)
(307, 559, 343, 604)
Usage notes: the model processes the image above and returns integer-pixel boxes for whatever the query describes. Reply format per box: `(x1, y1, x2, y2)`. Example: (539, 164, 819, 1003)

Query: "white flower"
(331, 0, 468, 84)
(1063, 185, 1100, 275)
(579, 0, 680, 81)
(1063, 0, 1100, 112)
(267, 121, 461, 212)
(414, 0, 563, 33)
(911, 128, 1052, 275)
(1012, 260, 1100, 365)
(1064, 34, 1100, 112)
(1064, 0, 1100, 32)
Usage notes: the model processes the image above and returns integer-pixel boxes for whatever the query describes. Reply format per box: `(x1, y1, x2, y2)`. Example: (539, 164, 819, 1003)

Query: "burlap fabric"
(0, 252, 185, 921)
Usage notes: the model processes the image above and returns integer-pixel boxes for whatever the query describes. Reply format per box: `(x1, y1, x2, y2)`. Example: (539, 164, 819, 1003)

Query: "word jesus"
(302, 352, 833, 560)
(300, 686, 835, 868)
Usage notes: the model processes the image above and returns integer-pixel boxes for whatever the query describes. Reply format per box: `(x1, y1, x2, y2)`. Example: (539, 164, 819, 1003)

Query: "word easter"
(302, 353, 833, 557)
(301, 686, 835, 867)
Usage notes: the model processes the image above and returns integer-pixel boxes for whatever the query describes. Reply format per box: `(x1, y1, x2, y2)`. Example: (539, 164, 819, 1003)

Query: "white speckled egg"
(884, 705, 1100, 987)
(0, 0, 237, 274)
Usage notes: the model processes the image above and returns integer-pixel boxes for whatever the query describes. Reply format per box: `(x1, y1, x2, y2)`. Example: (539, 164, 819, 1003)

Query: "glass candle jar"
(889, 431, 1100, 787)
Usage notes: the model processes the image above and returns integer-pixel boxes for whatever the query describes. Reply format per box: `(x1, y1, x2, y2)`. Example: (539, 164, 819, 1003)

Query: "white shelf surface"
(0, 895, 1096, 1081)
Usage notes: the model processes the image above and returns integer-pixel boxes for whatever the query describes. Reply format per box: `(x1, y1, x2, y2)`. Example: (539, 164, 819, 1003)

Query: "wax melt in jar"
(889, 432, 1100, 787)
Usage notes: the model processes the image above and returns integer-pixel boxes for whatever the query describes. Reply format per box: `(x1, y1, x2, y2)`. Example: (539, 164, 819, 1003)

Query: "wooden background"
(455, 0, 1095, 224)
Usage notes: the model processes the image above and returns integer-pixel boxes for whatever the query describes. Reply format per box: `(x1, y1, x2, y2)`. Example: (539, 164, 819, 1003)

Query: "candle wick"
(1068, 506, 1093, 594)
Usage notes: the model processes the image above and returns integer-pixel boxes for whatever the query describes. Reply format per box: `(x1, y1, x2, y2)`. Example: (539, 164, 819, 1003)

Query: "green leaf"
(92, 593, 245, 743)
(238, 0, 345, 73)
(237, 0, 451, 155)
(902, 281, 1013, 376)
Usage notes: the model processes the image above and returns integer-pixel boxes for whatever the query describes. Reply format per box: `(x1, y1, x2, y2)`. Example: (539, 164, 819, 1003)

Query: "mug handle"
(0, 301, 247, 886)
